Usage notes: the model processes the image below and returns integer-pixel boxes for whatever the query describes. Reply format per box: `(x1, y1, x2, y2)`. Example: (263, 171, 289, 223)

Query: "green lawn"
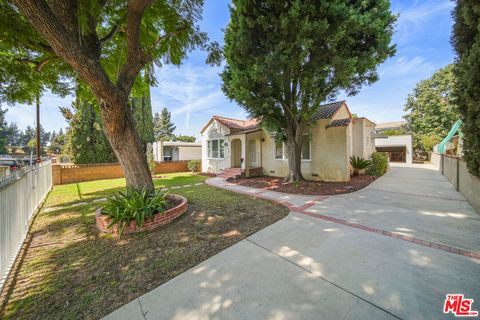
(45, 172, 207, 207)
(0, 173, 288, 320)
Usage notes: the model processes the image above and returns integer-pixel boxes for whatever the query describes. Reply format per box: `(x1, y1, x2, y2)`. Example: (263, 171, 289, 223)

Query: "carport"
(376, 146, 407, 162)
(374, 134, 412, 164)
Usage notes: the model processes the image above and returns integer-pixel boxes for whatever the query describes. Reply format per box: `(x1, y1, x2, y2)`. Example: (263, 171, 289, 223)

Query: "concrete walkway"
(104, 164, 480, 320)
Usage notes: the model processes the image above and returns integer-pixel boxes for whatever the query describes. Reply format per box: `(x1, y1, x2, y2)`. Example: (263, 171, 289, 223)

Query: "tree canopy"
(221, 0, 396, 181)
(174, 134, 196, 142)
(2, 0, 220, 190)
(403, 64, 460, 152)
(452, 0, 480, 176)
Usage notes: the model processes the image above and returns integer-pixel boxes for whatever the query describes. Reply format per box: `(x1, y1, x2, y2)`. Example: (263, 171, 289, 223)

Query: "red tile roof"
(326, 118, 351, 128)
(313, 101, 346, 120)
(200, 116, 259, 133)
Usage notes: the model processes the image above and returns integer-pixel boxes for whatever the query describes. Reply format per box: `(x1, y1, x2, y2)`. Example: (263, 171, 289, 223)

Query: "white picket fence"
(0, 160, 52, 291)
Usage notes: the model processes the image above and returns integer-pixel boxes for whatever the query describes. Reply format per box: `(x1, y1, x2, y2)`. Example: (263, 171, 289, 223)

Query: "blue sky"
(5, 0, 455, 139)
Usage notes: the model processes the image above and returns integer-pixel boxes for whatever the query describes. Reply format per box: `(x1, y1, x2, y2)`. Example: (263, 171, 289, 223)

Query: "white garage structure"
(153, 141, 202, 162)
(374, 134, 413, 164)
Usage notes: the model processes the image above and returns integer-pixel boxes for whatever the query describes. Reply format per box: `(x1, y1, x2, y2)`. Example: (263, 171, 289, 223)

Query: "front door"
(231, 139, 242, 168)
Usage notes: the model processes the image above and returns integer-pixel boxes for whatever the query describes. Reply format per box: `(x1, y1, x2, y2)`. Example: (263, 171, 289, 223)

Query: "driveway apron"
(104, 164, 480, 320)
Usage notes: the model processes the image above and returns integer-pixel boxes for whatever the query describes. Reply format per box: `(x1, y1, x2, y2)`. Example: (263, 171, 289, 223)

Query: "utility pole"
(36, 93, 41, 163)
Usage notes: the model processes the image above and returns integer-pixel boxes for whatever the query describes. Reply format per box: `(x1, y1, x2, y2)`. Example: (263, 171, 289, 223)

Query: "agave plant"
(102, 188, 168, 236)
(349, 156, 371, 176)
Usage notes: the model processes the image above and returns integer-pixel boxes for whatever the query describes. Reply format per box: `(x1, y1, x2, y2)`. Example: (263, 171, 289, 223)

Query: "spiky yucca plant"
(103, 188, 168, 236)
(350, 156, 371, 176)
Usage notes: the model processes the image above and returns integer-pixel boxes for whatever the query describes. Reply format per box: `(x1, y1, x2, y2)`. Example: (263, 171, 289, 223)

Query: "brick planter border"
(96, 194, 188, 235)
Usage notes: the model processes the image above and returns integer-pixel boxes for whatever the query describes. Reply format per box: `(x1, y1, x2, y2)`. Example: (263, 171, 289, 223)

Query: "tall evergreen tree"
(452, 0, 480, 176)
(222, 0, 396, 181)
(6, 122, 21, 146)
(0, 106, 7, 152)
(48, 128, 67, 154)
(153, 108, 176, 141)
(61, 99, 117, 164)
(131, 72, 155, 149)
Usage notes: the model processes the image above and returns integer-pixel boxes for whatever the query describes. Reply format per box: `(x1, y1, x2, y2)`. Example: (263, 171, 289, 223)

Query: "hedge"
(367, 152, 388, 177)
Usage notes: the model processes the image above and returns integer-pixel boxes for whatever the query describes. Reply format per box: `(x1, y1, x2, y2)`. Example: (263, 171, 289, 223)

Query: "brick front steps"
(96, 194, 188, 236)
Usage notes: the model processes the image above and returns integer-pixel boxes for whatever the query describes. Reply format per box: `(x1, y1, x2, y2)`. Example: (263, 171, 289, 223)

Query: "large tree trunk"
(100, 99, 154, 191)
(14, 0, 158, 191)
(284, 125, 304, 182)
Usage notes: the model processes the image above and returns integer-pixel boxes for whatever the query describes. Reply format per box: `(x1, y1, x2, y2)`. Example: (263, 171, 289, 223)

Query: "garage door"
(178, 147, 202, 160)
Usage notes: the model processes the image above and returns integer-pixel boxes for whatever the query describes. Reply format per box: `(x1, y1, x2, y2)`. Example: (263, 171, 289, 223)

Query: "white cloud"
(151, 63, 245, 138)
(394, 0, 454, 43)
(379, 56, 434, 79)
(5, 91, 72, 132)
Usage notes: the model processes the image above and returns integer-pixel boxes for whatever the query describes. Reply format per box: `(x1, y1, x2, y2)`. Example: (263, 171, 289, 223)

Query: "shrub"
(187, 159, 200, 173)
(366, 152, 388, 177)
(102, 188, 168, 236)
(349, 156, 371, 176)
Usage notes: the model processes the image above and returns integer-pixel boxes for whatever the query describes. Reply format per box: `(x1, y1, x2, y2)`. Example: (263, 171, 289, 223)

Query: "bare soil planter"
(231, 175, 375, 195)
(96, 194, 188, 235)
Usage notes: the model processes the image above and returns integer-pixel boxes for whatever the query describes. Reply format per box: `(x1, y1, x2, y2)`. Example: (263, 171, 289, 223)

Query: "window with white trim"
(275, 140, 284, 159)
(274, 135, 310, 160)
(301, 135, 311, 160)
(208, 139, 224, 158)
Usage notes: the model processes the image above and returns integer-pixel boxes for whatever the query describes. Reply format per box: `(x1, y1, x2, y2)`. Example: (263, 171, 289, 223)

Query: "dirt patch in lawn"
(0, 185, 288, 320)
(231, 175, 376, 195)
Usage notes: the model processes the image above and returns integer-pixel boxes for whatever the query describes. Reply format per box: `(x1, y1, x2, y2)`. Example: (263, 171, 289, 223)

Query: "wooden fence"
(0, 161, 52, 292)
(52, 160, 197, 185)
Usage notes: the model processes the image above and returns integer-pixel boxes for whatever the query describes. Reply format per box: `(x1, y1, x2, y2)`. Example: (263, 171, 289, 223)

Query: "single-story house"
(152, 141, 202, 162)
(200, 101, 375, 182)
(374, 121, 413, 164)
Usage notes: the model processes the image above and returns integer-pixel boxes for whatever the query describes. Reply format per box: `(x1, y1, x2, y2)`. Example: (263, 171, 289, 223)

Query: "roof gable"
(312, 101, 351, 120)
(200, 116, 259, 134)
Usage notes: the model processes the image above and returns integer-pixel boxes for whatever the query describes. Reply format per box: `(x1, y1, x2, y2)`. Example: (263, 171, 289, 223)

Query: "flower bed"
(96, 194, 188, 235)
(231, 175, 375, 195)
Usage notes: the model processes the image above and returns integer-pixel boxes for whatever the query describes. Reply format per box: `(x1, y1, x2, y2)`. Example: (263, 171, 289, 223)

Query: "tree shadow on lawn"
(0, 186, 289, 320)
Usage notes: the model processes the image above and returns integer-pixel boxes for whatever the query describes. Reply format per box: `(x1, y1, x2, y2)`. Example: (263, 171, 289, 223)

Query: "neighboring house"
(152, 141, 202, 162)
(374, 121, 413, 164)
(200, 101, 375, 182)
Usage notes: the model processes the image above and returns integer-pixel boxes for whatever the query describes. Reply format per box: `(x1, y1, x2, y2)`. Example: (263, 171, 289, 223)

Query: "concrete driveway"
(104, 164, 480, 320)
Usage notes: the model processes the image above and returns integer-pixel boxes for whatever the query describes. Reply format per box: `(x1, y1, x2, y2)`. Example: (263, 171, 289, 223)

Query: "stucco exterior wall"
(332, 104, 350, 120)
(352, 118, 376, 159)
(352, 120, 363, 158)
(260, 119, 350, 182)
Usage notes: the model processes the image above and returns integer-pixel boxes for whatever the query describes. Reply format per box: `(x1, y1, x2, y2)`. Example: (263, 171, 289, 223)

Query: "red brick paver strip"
(298, 210, 480, 260)
(206, 177, 480, 261)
